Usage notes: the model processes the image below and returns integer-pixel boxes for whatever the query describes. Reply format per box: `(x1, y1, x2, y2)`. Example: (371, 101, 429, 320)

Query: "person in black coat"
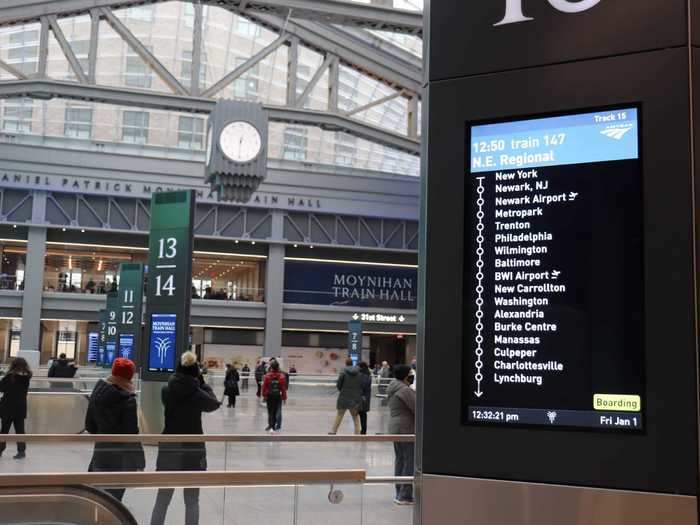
(85, 358, 145, 502)
(48, 353, 78, 390)
(150, 352, 221, 525)
(224, 363, 240, 408)
(357, 361, 372, 435)
(0, 357, 31, 459)
(241, 364, 250, 391)
(254, 360, 266, 399)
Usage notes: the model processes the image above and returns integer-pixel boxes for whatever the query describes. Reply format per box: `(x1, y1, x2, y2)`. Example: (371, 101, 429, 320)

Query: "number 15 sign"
(142, 190, 195, 381)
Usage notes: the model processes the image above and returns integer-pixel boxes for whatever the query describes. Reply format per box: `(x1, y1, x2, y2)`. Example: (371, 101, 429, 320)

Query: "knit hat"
(177, 351, 200, 377)
(112, 358, 135, 381)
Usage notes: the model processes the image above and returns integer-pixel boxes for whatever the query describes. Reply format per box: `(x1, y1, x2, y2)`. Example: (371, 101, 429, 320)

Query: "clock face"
(219, 121, 262, 163)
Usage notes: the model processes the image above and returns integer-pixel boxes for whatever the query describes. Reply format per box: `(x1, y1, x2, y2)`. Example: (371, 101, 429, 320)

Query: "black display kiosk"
(418, 2, 700, 524)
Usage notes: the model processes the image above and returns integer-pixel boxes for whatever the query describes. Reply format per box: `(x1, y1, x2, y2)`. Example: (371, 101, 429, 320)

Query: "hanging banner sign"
(348, 320, 363, 366)
(116, 263, 144, 365)
(142, 190, 195, 381)
(105, 292, 120, 367)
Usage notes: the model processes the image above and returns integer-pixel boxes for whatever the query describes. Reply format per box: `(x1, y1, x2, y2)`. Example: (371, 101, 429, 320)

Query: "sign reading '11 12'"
(141, 190, 195, 381)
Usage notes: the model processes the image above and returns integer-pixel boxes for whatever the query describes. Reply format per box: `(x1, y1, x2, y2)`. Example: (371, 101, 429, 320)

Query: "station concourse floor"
(0, 381, 413, 525)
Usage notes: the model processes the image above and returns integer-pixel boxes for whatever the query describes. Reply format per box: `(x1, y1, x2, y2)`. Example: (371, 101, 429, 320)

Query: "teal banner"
(142, 190, 195, 381)
(117, 263, 144, 364)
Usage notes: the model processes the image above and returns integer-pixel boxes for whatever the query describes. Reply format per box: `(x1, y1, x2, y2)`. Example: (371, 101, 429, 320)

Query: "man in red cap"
(85, 358, 145, 502)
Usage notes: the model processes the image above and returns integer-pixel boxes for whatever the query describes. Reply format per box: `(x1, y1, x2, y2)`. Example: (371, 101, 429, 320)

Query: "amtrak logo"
(600, 125, 633, 141)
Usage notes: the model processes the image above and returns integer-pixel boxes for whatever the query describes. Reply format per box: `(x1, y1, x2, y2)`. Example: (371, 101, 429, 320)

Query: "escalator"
(0, 485, 137, 525)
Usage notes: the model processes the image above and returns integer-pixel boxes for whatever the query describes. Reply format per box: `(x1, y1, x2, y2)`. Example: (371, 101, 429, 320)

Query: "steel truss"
(0, 1, 422, 153)
(6, 189, 419, 251)
(0, 80, 420, 154)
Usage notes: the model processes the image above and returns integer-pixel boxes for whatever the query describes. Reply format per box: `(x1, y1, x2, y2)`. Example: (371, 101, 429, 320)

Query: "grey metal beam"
(47, 15, 88, 83)
(37, 17, 50, 78)
(294, 53, 332, 109)
(201, 34, 289, 97)
(407, 94, 419, 139)
(88, 9, 100, 84)
(0, 0, 422, 35)
(246, 13, 422, 93)
(327, 55, 339, 112)
(98, 7, 189, 96)
(344, 89, 403, 117)
(0, 60, 28, 80)
(0, 0, 422, 93)
(0, 79, 421, 154)
(190, 2, 203, 96)
(286, 36, 298, 106)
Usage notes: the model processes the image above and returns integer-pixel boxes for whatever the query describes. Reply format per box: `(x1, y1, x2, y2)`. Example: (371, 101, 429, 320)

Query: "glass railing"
(0, 435, 415, 525)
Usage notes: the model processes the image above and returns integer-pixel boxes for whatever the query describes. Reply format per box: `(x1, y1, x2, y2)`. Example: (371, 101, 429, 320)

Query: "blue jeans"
(393, 442, 414, 501)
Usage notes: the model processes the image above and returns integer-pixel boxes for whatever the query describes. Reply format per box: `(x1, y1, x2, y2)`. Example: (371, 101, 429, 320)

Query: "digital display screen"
(105, 341, 116, 366)
(87, 332, 99, 363)
(118, 333, 135, 361)
(465, 106, 644, 431)
(149, 313, 177, 373)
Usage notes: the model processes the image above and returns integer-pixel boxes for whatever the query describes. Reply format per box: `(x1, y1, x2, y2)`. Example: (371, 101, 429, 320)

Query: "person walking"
(0, 357, 31, 459)
(48, 353, 78, 390)
(328, 358, 363, 435)
(85, 358, 145, 502)
(379, 361, 392, 395)
(224, 363, 240, 408)
(386, 365, 416, 505)
(261, 360, 287, 434)
(150, 352, 221, 525)
(254, 360, 266, 400)
(357, 361, 372, 435)
(241, 363, 250, 391)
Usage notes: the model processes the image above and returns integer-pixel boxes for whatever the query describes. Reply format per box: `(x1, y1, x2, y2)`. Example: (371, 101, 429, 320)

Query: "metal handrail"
(0, 433, 416, 443)
(0, 470, 367, 489)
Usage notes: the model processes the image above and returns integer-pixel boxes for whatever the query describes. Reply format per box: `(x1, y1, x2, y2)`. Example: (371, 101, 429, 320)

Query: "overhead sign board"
(464, 106, 644, 431)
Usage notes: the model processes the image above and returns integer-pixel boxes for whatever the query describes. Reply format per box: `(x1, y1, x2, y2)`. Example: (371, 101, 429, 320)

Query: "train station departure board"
(465, 106, 644, 431)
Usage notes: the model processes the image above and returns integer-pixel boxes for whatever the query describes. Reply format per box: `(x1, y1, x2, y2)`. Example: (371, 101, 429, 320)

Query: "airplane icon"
(552, 270, 561, 280)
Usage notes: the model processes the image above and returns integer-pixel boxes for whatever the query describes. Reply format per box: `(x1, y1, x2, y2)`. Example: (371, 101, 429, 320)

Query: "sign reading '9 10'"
(142, 190, 195, 381)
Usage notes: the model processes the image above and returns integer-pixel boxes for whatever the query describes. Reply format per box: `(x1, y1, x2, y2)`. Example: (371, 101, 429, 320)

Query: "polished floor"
(0, 378, 413, 525)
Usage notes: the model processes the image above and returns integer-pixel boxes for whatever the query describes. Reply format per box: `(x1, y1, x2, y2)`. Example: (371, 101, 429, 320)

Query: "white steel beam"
(98, 7, 189, 96)
(201, 34, 289, 97)
(0, 79, 421, 154)
(0, 0, 422, 34)
(47, 15, 88, 83)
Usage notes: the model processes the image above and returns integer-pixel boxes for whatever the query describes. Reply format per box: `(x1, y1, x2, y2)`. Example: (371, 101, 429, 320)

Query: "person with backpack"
(261, 361, 287, 434)
(85, 358, 145, 502)
(0, 357, 31, 459)
(224, 363, 240, 408)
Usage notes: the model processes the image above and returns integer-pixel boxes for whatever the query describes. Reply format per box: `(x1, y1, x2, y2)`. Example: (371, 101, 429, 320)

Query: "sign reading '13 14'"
(141, 190, 195, 381)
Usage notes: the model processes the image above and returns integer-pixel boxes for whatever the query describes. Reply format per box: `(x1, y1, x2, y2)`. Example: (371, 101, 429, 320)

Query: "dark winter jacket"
(336, 366, 363, 410)
(85, 379, 145, 472)
(156, 373, 221, 472)
(254, 364, 266, 383)
(386, 379, 415, 434)
(359, 368, 372, 413)
(48, 359, 77, 390)
(0, 372, 30, 420)
(224, 368, 240, 397)
(48, 358, 78, 378)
